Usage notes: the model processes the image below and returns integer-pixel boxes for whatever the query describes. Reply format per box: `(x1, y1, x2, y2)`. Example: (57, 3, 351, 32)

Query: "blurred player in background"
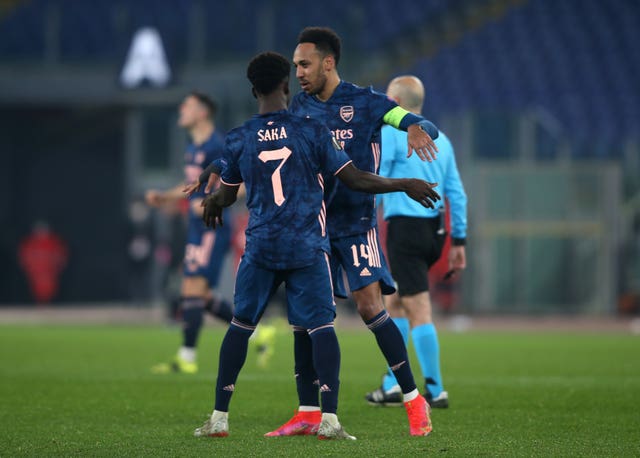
(193, 51, 438, 439)
(366, 75, 467, 409)
(267, 26, 440, 438)
(146, 92, 234, 374)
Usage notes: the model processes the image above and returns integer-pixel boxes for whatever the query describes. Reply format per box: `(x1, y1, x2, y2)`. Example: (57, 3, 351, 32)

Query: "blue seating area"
(0, 0, 464, 61)
(1, 0, 637, 156)
(0, 0, 192, 61)
(412, 0, 640, 156)
(0, 0, 46, 59)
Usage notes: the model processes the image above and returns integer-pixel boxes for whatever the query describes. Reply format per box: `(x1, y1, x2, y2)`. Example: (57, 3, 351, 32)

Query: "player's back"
(223, 110, 346, 270)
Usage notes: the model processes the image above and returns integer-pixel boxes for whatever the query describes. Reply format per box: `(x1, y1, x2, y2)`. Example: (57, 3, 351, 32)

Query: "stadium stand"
(408, 0, 640, 157)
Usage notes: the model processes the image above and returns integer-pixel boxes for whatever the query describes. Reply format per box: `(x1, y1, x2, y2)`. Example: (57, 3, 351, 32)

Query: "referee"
(366, 75, 467, 409)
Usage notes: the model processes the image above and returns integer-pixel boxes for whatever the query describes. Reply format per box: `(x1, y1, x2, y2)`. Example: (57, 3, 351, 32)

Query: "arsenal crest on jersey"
(339, 105, 354, 123)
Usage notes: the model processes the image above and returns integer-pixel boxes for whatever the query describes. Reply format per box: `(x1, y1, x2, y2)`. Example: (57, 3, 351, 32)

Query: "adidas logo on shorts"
(360, 267, 372, 277)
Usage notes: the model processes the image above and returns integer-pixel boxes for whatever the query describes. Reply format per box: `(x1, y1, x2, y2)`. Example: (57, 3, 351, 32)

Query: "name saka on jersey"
(257, 125, 288, 142)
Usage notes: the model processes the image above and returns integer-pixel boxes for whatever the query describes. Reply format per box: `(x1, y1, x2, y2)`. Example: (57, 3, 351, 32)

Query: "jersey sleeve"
(366, 86, 398, 124)
(219, 134, 243, 186)
(317, 125, 352, 176)
(198, 158, 225, 184)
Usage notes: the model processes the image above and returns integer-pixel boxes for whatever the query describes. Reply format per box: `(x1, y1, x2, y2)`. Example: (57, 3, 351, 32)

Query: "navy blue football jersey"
(220, 109, 352, 270)
(184, 131, 227, 224)
(289, 81, 398, 238)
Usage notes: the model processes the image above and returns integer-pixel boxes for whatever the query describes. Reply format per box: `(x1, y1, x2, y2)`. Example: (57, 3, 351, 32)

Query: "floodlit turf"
(1, 322, 639, 457)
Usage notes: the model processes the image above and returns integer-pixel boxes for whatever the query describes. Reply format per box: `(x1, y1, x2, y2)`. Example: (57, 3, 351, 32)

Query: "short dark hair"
(297, 26, 341, 65)
(246, 52, 291, 95)
(189, 91, 217, 118)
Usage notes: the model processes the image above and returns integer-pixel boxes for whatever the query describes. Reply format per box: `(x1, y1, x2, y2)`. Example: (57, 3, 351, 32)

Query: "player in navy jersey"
(192, 52, 439, 440)
(267, 26, 439, 437)
(145, 92, 234, 375)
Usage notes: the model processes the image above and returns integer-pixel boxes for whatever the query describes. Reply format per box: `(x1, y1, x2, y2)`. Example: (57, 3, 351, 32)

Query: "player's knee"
(181, 276, 209, 297)
(402, 292, 433, 326)
(385, 294, 405, 317)
(356, 300, 384, 321)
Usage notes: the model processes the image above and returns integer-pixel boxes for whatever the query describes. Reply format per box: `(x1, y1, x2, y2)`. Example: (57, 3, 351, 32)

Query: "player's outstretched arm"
(202, 184, 239, 228)
(383, 106, 439, 161)
(184, 159, 224, 196)
(336, 163, 440, 208)
(204, 173, 220, 194)
(146, 183, 186, 207)
(183, 180, 203, 197)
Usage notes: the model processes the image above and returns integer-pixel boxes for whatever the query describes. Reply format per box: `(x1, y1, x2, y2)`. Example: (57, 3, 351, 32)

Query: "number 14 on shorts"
(349, 243, 381, 268)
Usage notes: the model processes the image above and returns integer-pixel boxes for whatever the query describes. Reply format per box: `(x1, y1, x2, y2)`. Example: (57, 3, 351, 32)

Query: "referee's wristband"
(452, 237, 466, 246)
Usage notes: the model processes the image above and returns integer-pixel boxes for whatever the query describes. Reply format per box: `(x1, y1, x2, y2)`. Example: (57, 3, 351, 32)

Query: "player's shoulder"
(297, 114, 327, 130)
(338, 81, 393, 115)
(336, 81, 370, 100)
(279, 110, 327, 134)
(341, 81, 387, 99)
(290, 91, 310, 107)
(224, 125, 248, 150)
(339, 81, 363, 93)
(226, 124, 245, 138)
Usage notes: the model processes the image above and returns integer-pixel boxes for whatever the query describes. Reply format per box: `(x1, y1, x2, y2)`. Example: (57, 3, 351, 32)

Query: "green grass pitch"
(1, 322, 639, 457)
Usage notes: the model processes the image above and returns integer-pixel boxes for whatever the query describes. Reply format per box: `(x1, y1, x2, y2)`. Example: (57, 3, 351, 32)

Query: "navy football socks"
(181, 296, 206, 348)
(309, 325, 340, 414)
(366, 310, 417, 394)
(293, 327, 320, 408)
(214, 319, 255, 412)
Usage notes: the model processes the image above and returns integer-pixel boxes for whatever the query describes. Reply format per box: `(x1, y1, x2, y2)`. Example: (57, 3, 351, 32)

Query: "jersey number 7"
(258, 147, 292, 206)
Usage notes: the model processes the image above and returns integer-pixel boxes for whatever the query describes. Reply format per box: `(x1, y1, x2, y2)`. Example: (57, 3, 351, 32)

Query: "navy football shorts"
(329, 227, 396, 298)
(183, 216, 231, 288)
(233, 252, 336, 329)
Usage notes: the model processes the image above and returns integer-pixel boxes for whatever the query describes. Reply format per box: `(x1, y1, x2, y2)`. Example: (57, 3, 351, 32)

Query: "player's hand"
(407, 124, 438, 162)
(202, 194, 224, 228)
(403, 179, 440, 208)
(204, 172, 220, 194)
(183, 180, 202, 197)
(145, 190, 164, 207)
